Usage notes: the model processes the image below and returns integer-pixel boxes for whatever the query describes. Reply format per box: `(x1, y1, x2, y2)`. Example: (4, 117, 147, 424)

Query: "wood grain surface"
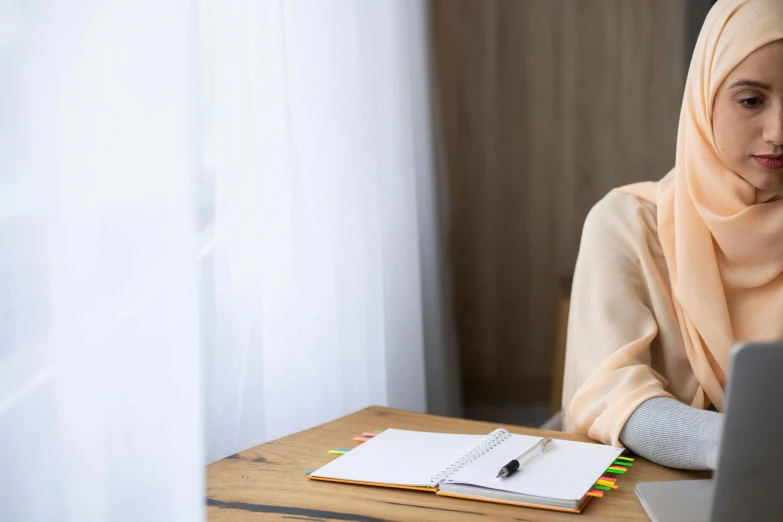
(206, 406, 708, 521)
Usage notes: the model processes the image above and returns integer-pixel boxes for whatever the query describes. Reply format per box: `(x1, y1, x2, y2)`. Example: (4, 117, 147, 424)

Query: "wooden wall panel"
(432, 0, 687, 404)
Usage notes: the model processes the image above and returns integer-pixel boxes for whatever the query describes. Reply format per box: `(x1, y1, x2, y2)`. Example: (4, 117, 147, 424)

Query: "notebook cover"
(309, 474, 593, 513)
(435, 490, 592, 514)
(307, 475, 437, 492)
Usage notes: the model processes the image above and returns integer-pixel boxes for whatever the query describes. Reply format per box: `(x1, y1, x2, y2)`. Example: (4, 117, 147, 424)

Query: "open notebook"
(309, 428, 625, 513)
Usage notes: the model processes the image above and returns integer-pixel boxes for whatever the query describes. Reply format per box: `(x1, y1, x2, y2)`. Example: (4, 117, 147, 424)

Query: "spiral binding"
(429, 428, 512, 485)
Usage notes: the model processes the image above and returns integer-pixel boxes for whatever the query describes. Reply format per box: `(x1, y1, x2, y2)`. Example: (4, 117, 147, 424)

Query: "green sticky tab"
(605, 469, 626, 474)
(593, 485, 612, 491)
(614, 461, 632, 466)
(373, 430, 384, 433)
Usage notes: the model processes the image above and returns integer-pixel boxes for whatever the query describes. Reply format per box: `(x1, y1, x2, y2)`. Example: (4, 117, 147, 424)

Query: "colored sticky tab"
(607, 466, 627, 471)
(593, 485, 611, 491)
(616, 456, 634, 462)
(600, 476, 617, 482)
(373, 430, 384, 433)
(614, 461, 632, 467)
(586, 490, 604, 497)
(596, 481, 618, 489)
(605, 469, 626, 474)
(303, 469, 315, 475)
(362, 432, 378, 437)
(354, 436, 371, 442)
(328, 449, 349, 455)
(336, 448, 352, 451)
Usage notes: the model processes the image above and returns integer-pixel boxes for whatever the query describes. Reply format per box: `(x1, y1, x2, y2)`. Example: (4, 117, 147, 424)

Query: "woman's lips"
(753, 155, 783, 170)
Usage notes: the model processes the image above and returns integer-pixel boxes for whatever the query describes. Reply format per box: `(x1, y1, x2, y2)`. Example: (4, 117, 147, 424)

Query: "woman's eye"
(739, 97, 763, 107)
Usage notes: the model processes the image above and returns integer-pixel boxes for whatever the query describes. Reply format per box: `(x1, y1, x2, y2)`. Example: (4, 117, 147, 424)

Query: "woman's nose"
(763, 106, 783, 147)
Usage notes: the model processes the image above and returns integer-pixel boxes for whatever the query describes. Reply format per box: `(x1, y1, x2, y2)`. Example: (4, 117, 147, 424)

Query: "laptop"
(635, 341, 783, 522)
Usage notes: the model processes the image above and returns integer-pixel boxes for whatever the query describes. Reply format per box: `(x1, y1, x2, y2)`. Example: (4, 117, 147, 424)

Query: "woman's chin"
(741, 169, 783, 193)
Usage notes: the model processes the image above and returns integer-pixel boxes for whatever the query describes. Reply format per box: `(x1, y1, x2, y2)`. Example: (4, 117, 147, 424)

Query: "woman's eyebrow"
(728, 79, 772, 90)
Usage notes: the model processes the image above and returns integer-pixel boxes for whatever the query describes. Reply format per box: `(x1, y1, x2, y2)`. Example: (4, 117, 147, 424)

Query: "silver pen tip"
(496, 468, 508, 479)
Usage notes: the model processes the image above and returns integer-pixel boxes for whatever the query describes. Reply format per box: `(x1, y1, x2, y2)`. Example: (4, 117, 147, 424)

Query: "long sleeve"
(561, 192, 698, 446)
(620, 397, 723, 470)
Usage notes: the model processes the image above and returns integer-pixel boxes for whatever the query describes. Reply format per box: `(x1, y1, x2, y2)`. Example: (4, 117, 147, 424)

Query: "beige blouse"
(561, 191, 701, 445)
(562, 0, 783, 447)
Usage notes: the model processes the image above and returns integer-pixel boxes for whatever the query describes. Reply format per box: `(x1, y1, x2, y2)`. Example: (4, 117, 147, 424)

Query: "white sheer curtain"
(0, 0, 460, 519)
(0, 1, 203, 521)
(199, 0, 461, 462)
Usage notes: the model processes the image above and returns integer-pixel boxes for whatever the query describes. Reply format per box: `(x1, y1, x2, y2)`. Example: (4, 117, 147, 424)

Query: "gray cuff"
(619, 397, 723, 470)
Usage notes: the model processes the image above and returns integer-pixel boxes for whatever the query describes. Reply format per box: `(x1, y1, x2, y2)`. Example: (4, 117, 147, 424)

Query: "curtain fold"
(201, 0, 461, 462)
(0, 1, 203, 521)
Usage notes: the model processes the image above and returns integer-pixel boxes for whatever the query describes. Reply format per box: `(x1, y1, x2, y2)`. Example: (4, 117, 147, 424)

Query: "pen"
(496, 437, 555, 478)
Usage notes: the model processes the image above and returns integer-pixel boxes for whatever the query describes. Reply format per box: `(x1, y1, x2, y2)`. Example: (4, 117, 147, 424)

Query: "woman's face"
(713, 40, 783, 193)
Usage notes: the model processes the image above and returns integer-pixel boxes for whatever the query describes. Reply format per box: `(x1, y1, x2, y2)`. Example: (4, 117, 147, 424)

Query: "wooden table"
(206, 406, 708, 521)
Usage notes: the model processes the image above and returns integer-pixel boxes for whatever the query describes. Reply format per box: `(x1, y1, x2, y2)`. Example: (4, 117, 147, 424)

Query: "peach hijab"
(617, 0, 783, 415)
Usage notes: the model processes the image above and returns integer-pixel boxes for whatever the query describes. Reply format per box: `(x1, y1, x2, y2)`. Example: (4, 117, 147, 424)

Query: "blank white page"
(310, 429, 484, 487)
(444, 435, 623, 501)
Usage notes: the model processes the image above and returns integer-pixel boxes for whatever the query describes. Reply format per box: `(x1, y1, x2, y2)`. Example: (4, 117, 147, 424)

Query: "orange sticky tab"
(596, 480, 618, 489)
(586, 490, 604, 497)
(353, 436, 371, 442)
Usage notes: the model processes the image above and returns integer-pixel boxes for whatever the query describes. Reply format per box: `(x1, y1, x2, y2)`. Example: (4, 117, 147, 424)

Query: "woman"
(562, 0, 783, 470)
